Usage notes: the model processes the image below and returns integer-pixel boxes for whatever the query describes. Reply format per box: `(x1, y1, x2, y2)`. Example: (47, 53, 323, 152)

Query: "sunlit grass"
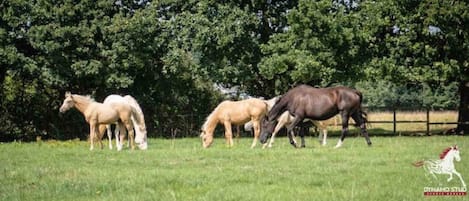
(0, 136, 468, 201)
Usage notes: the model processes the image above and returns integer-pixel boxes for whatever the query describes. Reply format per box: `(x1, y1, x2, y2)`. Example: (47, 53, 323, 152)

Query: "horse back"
(217, 99, 267, 124)
(284, 85, 361, 120)
(86, 102, 120, 124)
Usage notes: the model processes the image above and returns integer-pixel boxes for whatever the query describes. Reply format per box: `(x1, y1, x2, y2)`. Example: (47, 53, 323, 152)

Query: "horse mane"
(72, 94, 95, 102)
(124, 95, 146, 128)
(264, 96, 281, 111)
(267, 95, 288, 121)
(439, 147, 453, 159)
(202, 104, 221, 131)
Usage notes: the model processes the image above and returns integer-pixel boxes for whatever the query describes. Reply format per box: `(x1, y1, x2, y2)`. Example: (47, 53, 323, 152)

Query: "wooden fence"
(365, 107, 468, 135)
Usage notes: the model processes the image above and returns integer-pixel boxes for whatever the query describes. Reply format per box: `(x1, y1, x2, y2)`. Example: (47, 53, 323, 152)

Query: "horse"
(200, 98, 268, 148)
(413, 145, 466, 188)
(59, 92, 138, 150)
(260, 111, 337, 148)
(99, 95, 147, 151)
(260, 85, 372, 148)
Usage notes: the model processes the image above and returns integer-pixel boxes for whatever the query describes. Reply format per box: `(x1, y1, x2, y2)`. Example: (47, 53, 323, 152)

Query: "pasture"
(1, 136, 468, 201)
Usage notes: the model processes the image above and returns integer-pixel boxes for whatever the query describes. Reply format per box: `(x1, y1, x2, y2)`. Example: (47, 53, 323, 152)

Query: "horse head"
(441, 145, 461, 162)
(135, 128, 148, 150)
(200, 129, 213, 148)
(453, 145, 461, 162)
(260, 118, 276, 144)
(59, 92, 74, 113)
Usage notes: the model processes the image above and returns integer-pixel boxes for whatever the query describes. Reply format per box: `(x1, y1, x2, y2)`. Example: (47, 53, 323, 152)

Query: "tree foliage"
(1, 0, 468, 140)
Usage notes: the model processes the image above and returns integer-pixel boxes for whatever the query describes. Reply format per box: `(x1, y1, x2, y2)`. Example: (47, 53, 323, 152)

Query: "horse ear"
(454, 145, 458, 150)
(65, 91, 71, 97)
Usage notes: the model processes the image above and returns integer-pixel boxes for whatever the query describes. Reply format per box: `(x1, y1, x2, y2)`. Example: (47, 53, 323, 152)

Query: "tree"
(259, 0, 469, 133)
(259, 0, 369, 94)
(359, 0, 469, 133)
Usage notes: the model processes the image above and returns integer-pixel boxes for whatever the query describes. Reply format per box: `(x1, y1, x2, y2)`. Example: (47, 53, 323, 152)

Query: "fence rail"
(365, 107, 468, 135)
(150, 107, 466, 138)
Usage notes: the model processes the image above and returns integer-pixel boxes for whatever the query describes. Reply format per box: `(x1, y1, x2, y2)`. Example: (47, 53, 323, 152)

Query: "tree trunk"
(456, 81, 469, 134)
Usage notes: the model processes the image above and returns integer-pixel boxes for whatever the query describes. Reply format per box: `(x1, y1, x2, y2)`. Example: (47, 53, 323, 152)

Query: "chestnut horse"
(260, 85, 372, 148)
(59, 92, 139, 150)
(200, 98, 268, 148)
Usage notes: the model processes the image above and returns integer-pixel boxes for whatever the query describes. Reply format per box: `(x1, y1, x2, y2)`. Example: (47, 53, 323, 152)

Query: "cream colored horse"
(59, 92, 138, 150)
(101, 95, 147, 151)
(200, 98, 268, 148)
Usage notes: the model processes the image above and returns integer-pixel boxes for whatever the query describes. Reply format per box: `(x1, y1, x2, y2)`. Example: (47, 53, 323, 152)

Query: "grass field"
(1, 136, 468, 201)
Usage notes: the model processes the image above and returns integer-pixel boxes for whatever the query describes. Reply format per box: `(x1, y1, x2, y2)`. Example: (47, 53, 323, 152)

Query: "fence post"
(426, 108, 430, 135)
(393, 107, 397, 135)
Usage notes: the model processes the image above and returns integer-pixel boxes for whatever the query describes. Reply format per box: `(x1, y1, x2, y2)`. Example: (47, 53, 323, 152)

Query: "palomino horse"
(238, 96, 280, 138)
(200, 98, 268, 148)
(100, 95, 147, 150)
(260, 85, 372, 148)
(260, 111, 338, 148)
(59, 92, 139, 150)
(413, 145, 466, 188)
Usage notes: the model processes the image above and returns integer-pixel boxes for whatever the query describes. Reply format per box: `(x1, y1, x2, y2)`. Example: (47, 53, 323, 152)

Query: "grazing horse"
(260, 111, 336, 148)
(413, 145, 466, 188)
(100, 95, 147, 151)
(260, 85, 372, 148)
(59, 92, 139, 150)
(200, 98, 268, 148)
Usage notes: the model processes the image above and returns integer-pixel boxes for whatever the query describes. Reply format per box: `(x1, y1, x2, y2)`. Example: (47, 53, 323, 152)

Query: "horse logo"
(414, 145, 466, 190)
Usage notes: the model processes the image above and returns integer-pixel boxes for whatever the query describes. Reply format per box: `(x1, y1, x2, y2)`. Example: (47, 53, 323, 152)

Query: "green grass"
(1, 136, 468, 201)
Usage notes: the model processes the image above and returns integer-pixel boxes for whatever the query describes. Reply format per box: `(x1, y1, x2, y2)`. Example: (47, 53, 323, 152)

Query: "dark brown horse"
(260, 85, 372, 148)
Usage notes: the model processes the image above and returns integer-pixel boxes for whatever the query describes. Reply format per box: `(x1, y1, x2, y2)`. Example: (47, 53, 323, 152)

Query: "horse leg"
(264, 119, 285, 149)
(300, 127, 306, 148)
(314, 121, 327, 146)
(89, 123, 96, 151)
(335, 112, 350, 149)
(351, 111, 372, 146)
(104, 124, 113, 150)
(251, 120, 261, 148)
(223, 121, 234, 147)
(287, 116, 303, 148)
(118, 122, 127, 151)
(452, 170, 467, 187)
(235, 126, 240, 139)
(98, 124, 107, 149)
(447, 173, 454, 182)
(124, 121, 135, 150)
(297, 123, 306, 148)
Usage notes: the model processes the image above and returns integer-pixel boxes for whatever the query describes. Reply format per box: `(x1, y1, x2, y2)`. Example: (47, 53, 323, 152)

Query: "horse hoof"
(367, 142, 372, 146)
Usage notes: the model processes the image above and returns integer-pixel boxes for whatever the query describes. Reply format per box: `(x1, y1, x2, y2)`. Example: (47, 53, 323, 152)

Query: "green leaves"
(1, 0, 467, 139)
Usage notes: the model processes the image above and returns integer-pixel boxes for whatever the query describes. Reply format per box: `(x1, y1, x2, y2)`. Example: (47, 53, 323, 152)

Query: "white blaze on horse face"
(200, 131, 213, 148)
(59, 97, 74, 113)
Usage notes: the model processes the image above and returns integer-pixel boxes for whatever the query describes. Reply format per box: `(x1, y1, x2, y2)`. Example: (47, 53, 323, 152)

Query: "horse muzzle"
(137, 142, 148, 150)
(259, 133, 269, 144)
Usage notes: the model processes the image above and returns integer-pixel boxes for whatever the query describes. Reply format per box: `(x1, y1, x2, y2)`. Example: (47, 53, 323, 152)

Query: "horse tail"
(412, 160, 425, 167)
(353, 90, 368, 127)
